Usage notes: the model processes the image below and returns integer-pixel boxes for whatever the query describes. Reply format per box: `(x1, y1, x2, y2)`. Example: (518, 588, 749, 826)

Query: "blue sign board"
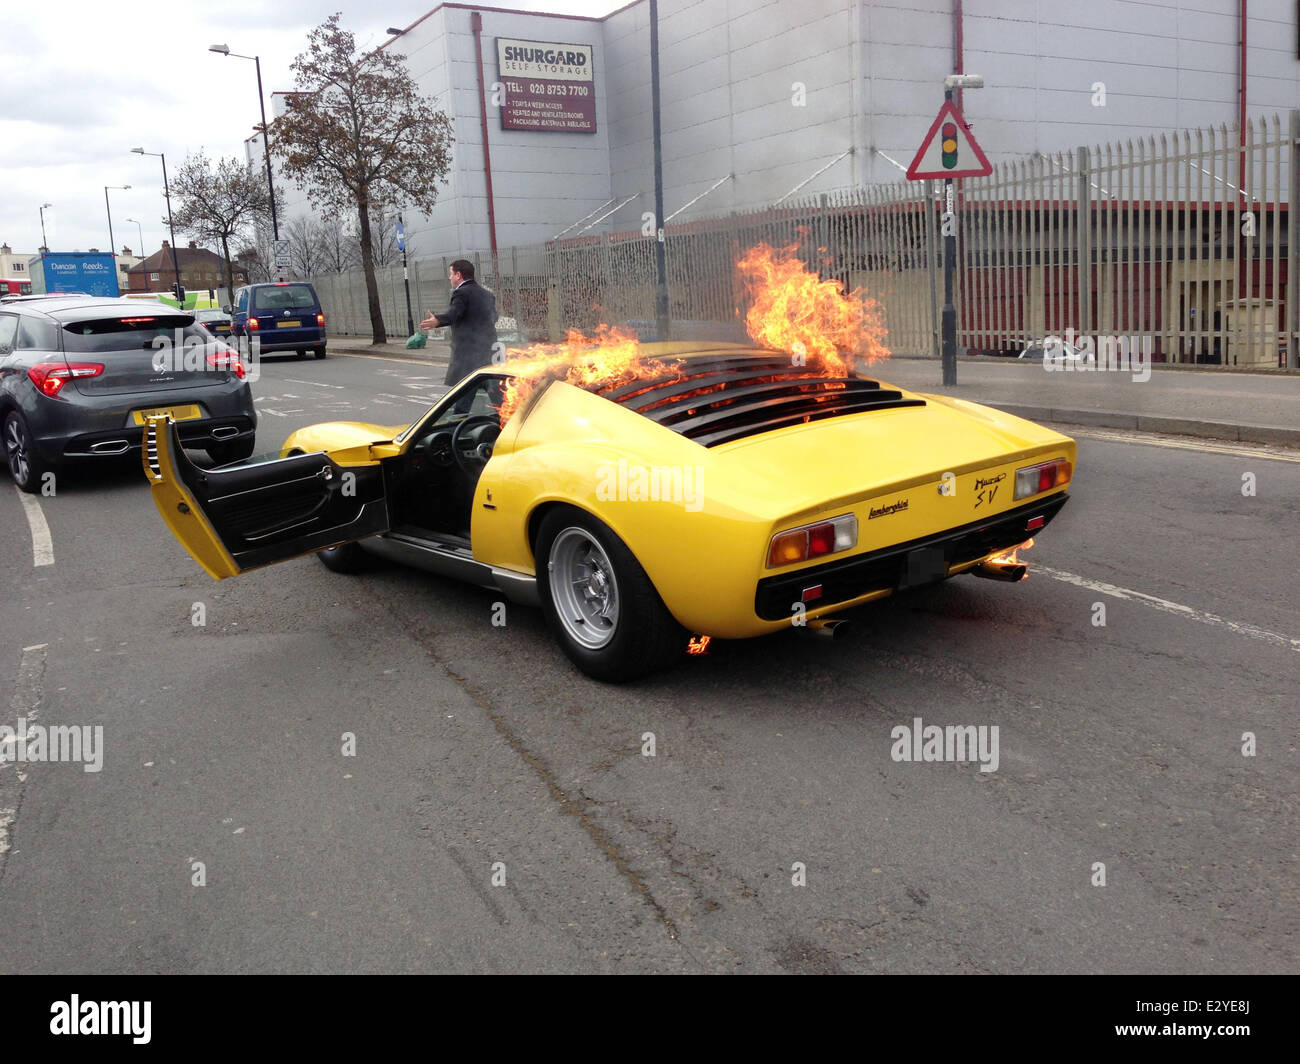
(395, 219, 405, 253)
(32, 253, 120, 298)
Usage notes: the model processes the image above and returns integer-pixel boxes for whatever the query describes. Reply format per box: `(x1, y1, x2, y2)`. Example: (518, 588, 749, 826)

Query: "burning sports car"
(142, 246, 1075, 681)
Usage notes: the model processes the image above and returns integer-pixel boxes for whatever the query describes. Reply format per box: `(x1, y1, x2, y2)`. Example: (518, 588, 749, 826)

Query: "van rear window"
(253, 285, 317, 311)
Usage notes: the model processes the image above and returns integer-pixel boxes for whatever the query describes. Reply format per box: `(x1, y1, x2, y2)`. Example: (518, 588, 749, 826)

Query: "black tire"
(205, 437, 256, 465)
(317, 541, 366, 573)
(313, 345, 327, 360)
(535, 506, 685, 682)
(4, 410, 51, 494)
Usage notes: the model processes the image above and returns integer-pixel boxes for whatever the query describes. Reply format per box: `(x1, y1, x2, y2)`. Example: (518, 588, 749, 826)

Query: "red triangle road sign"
(906, 100, 992, 180)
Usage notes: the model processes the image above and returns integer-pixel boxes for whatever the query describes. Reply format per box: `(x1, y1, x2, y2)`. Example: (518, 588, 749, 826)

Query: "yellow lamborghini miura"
(143, 342, 1076, 681)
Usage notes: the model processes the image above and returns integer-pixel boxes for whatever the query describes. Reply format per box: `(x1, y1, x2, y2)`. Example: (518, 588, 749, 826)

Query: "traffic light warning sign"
(906, 100, 992, 180)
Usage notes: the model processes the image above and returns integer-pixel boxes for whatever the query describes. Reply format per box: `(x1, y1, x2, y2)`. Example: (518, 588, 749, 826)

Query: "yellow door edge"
(142, 415, 240, 580)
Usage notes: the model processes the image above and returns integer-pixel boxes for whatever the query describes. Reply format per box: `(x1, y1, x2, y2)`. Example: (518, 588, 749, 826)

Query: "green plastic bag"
(405, 330, 427, 349)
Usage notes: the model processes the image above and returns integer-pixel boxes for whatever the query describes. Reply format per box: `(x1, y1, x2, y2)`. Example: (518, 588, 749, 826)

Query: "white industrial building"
(257, 0, 1300, 258)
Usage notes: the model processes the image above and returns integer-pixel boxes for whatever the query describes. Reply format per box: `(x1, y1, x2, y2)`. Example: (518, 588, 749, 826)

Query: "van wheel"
(313, 346, 327, 359)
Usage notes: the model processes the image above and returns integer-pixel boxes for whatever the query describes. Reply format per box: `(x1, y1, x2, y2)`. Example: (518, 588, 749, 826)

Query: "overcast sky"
(3, 0, 621, 262)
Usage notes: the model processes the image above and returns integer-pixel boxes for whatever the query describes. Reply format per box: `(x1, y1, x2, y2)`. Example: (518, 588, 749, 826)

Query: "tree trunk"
(220, 234, 234, 310)
(356, 196, 386, 344)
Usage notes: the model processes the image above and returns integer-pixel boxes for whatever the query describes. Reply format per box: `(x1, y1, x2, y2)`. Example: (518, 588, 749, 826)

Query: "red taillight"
(767, 514, 858, 568)
(121, 317, 155, 324)
(27, 362, 104, 398)
(316, 313, 326, 327)
(808, 523, 836, 557)
(248, 317, 259, 331)
(274, 282, 290, 286)
(206, 351, 246, 379)
(1014, 458, 1073, 500)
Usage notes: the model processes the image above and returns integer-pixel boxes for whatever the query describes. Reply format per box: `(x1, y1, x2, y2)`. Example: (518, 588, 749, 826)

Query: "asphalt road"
(0, 351, 1295, 973)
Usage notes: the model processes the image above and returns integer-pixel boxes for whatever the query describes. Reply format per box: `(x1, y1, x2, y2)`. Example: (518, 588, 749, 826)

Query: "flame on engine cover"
(736, 241, 890, 378)
(495, 240, 890, 425)
(497, 324, 682, 424)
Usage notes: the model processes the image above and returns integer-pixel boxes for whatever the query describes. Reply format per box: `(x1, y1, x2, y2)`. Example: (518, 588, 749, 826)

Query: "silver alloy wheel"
(5, 416, 29, 486)
(548, 526, 620, 650)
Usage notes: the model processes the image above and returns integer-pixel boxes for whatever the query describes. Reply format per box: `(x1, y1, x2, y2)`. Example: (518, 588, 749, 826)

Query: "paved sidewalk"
(327, 334, 1300, 447)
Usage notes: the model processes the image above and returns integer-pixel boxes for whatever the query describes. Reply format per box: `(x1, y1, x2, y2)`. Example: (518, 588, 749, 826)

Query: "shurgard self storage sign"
(496, 38, 596, 134)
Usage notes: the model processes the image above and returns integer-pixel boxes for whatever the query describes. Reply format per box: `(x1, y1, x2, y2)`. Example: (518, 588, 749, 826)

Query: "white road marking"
(1, 643, 48, 853)
(336, 351, 444, 366)
(283, 378, 345, 389)
(1071, 428, 1300, 463)
(12, 487, 53, 567)
(1034, 565, 1300, 653)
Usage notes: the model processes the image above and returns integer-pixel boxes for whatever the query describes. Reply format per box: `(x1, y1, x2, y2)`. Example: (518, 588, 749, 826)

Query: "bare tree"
(316, 214, 356, 274)
(364, 208, 399, 269)
(284, 215, 324, 278)
(170, 151, 276, 301)
(272, 12, 453, 343)
(234, 221, 276, 285)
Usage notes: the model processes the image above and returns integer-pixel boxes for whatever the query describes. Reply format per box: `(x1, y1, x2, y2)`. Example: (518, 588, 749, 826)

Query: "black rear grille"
(596, 352, 923, 447)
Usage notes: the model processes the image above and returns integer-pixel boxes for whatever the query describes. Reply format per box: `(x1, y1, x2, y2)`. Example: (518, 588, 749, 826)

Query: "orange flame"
(686, 635, 711, 656)
(495, 240, 890, 424)
(736, 241, 890, 377)
(497, 324, 681, 424)
(989, 537, 1035, 576)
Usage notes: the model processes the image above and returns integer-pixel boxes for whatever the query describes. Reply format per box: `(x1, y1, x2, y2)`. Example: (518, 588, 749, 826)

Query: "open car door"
(143, 415, 389, 579)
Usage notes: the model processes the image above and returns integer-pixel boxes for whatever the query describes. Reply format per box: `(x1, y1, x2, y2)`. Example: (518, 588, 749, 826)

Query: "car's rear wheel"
(536, 507, 684, 682)
(317, 542, 365, 573)
(313, 345, 327, 360)
(4, 411, 50, 494)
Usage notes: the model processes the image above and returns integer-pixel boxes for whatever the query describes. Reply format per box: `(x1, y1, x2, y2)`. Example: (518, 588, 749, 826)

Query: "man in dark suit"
(421, 259, 498, 385)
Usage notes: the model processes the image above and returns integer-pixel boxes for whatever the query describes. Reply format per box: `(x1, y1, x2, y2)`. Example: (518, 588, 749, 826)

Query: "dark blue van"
(230, 282, 327, 359)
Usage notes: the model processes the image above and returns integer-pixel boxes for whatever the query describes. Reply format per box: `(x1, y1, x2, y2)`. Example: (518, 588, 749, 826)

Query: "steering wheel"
(418, 430, 455, 467)
(450, 416, 501, 477)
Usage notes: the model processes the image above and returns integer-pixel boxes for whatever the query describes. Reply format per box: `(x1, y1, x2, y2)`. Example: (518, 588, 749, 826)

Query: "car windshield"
(60, 315, 210, 354)
(252, 285, 316, 311)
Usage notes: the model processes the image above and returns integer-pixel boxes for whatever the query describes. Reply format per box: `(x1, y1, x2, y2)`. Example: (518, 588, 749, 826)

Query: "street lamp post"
(940, 74, 984, 386)
(131, 148, 182, 300)
(104, 185, 131, 288)
(124, 218, 146, 259)
(39, 203, 52, 251)
(209, 45, 280, 267)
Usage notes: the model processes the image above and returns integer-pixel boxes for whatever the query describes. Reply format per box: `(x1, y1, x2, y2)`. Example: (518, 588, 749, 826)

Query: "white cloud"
(2, 0, 621, 258)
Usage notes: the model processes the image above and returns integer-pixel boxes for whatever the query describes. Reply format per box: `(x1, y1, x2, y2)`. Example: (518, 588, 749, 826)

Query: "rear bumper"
(233, 328, 325, 353)
(754, 493, 1069, 620)
(59, 416, 256, 458)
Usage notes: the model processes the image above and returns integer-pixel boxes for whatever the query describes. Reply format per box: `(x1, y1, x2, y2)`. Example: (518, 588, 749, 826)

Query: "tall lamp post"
(208, 45, 280, 252)
(39, 203, 52, 251)
(130, 148, 183, 300)
(124, 218, 146, 259)
(104, 184, 131, 290)
(940, 74, 984, 386)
